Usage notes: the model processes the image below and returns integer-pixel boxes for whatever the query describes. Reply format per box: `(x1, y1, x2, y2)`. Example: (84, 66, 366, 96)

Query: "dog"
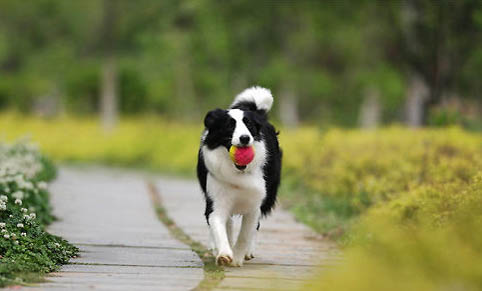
(197, 86, 282, 266)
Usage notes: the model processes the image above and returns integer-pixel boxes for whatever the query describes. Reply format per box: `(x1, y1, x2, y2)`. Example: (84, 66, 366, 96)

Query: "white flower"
(54, 242, 60, 247)
(0, 204, 6, 211)
(12, 191, 23, 200)
(14, 174, 24, 185)
(38, 181, 48, 190)
(0, 195, 7, 202)
(3, 234, 10, 239)
(23, 181, 33, 190)
(29, 213, 36, 219)
(0, 222, 5, 228)
(13, 240, 19, 245)
(1, 229, 7, 233)
(14, 199, 22, 205)
(21, 208, 28, 213)
(16, 223, 24, 228)
(20, 232, 26, 237)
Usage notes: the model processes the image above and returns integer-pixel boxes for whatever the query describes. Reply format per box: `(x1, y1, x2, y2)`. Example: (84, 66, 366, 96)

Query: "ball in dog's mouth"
(229, 145, 255, 170)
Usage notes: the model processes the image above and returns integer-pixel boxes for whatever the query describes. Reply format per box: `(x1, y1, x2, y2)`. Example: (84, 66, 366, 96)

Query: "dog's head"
(203, 108, 263, 151)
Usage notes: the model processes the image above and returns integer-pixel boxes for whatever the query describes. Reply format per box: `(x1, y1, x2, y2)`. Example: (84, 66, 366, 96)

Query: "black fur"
(196, 150, 212, 221)
(197, 100, 282, 224)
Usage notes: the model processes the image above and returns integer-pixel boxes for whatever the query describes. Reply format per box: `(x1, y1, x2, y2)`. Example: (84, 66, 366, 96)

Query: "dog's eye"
(242, 117, 250, 125)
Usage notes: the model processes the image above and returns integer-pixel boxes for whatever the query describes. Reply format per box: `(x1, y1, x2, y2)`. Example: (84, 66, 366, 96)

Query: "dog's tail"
(230, 86, 273, 113)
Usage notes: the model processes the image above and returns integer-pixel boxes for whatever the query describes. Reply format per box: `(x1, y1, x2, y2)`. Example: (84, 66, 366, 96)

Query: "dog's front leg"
(226, 216, 234, 248)
(209, 212, 233, 266)
(232, 209, 260, 266)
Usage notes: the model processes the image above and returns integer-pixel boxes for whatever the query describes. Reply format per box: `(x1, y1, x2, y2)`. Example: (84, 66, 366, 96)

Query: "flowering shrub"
(279, 127, 481, 235)
(290, 128, 481, 291)
(309, 172, 482, 291)
(0, 141, 77, 287)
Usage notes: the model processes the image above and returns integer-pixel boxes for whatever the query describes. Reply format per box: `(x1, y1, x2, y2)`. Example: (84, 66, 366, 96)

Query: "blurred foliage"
(0, 113, 202, 175)
(0, 0, 480, 126)
(282, 126, 481, 290)
(281, 126, 481, 236)
(308, 173, 482, 291)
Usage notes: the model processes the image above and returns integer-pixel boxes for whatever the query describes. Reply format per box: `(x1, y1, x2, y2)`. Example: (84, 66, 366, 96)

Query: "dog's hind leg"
(232, 209, 260, 266)
(245, 226, 257, 261)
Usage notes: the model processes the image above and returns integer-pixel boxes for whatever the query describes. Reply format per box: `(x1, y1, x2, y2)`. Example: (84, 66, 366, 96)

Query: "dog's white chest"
(207, 173, 265, 216)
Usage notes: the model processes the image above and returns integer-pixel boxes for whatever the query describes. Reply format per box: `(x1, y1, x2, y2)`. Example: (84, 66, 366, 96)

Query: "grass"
(0, 141, 78, 287)
(296, 128, 482, 290)
(307, 173, 482, 291)
(146, 182, 224, 291)
(280, 127, 481, 239)
(0, 112, 201, 176)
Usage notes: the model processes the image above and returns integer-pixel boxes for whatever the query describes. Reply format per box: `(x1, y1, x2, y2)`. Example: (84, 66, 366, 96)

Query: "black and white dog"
(197, 86, 282, 266)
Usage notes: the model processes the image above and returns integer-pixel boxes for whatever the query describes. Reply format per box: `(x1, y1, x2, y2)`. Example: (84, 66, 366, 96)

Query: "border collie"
(197, 86, 282, 267)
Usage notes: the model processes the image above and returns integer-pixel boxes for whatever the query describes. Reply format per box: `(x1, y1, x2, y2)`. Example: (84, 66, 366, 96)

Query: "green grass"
(280, 127, 481, 240)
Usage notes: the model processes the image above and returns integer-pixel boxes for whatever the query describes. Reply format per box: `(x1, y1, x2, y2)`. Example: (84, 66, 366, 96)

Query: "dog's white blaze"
(228, 109, 253, 146)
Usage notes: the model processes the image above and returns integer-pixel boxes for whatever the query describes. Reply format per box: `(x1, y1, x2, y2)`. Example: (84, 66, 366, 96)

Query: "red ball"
(230, 146, 255, 166)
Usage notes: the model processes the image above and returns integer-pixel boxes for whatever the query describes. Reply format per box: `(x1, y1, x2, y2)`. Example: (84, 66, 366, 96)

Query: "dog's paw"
(216, 253, 233, 266)
(231, 255, 245, 267)
(244, 253, 255, 261)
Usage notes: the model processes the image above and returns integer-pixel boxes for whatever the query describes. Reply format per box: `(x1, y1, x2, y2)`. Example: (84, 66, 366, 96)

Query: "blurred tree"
(100, 0, 118, 131)
(0, 0, 77, 113)
(0, 0, 479, 128)
(90, 0, 166, 130)
(388, 0, 482, 126)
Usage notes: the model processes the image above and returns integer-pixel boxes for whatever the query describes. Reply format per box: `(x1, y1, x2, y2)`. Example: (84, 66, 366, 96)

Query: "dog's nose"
(239, 135, 251, 145)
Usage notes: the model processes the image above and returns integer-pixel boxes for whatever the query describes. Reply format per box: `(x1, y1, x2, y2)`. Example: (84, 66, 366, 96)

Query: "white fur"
(202, 138, 267, 266)
(228, 109, 253, 146)
(232, 86, 273, 112)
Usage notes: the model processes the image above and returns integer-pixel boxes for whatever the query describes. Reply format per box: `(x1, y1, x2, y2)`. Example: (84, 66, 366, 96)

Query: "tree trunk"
(279, 83, 299, 129)
(100, 0, 118, 132)
(101, 55, 118, 132)
(172, 31, 197, 119)
(404, 73, 429, 127)
(358, 87, 381, 129)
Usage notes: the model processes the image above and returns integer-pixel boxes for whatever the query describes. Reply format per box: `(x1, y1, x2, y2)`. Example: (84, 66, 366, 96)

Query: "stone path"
(22, 166, 339, 291)
(26, 167, 203, 291)
(155, 177, 340, 290)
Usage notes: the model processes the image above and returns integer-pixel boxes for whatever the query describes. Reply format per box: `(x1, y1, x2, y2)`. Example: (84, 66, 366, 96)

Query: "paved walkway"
(27, 167, 203, 291)
(22, 166, 338, 291)
(156, 177, 340, 290)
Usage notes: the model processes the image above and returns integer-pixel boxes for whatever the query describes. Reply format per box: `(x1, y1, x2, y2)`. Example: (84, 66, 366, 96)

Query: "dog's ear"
(204, 108, 226, 129)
